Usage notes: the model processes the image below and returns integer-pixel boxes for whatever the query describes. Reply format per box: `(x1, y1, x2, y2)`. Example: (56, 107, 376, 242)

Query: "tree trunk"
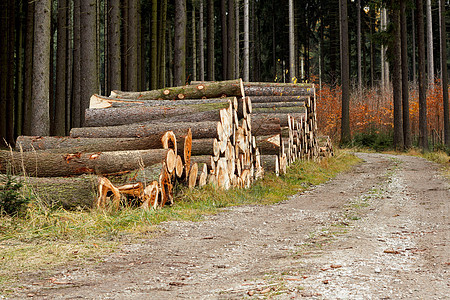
(288, 0, 296, 82)
(72, 0, 81, 128)
(416, 0, 428, 150)
(339, 0, 350, 144)
(192, 6, 197, 81)
(0, 148, 169, 178)
(158, 0, 167, 88)
(357, 0, 362, 90)
(401, 0, 411, 149)
(80, 0, 98, 126)
(221, 0, 228, 80)
(127, 0, 138, 91)
(84, 102, 229, 127)
(0, 1, 8, 145)
(235, 0, 239, 79)
(391, 5, 404, 150)
(70, 121, 220, 139)
(23, 0, 34, 136)
(111, 79, 244, 99)
(227, 0, 235, 79)
(55, 0, 68, 136)
(150, 0, 158, 90)
(426, 0, 434, 85)
(243, 0, 249, 82)
(107, 0, 121, 94)
(174, 0, 186, 86)
(31, 0, 51, 136)
(411, 9, 416, 83)
(6, 0, 15, 145)
(199, 0, 205, 81)
(439, 0, 449, 146)
(206, 0, 215, 81)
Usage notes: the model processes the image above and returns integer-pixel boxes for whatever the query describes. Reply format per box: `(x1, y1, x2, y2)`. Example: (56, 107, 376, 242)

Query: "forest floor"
(7, 152, 450, 299)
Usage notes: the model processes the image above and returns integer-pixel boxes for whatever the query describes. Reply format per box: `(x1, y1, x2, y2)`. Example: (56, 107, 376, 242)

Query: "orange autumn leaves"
(315, 79, 448, 142)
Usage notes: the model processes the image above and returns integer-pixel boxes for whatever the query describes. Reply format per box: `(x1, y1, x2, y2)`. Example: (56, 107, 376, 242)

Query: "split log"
(70, 121, 218, 139)
(0, 148, 169, 177)
(85, 102, 230, 127)
(111, 79, 244, 100)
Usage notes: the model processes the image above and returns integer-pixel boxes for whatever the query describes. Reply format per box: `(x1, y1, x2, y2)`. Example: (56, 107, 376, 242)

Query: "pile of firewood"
(2, 79, 327, 210)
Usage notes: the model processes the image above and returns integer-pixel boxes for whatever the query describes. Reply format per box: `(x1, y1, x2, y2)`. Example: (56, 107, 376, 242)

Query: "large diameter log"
(91, 94, 234, 108)
(15, 136, 168, 153)
(252, 113, 305, 127)
(111, 79, 244, 100)
(70, 121, 218, 139)
(177, 138, 216, 156)
(0, 149, 169, 177)
(85, 102, 230, 127)
(13, 175, 98, 210)
(246, 95, 308, 103)
(249, 118, 282, 137)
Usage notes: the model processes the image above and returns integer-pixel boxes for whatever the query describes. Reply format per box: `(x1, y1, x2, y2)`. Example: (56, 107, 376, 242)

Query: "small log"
(175, 155, 184, 178)
(249, 118, 282, 137)
(85, 102, 230, 127)
(0, 148, 169, 177)
(70, 121, 218, 139)
(244, 85, 314, 97)
(159, 162, 173, 207)
(252, 113, 304, 127)
(141, 181, 159, 210)
(165, 149, 177, 174)
(198, 163, 208, 187)
(183, 128, 193, 177)
(111, 79, 244, 100)
(162, 131, 177, 154)
(188, 162, 198, 189)
(252, 106, 306, 114)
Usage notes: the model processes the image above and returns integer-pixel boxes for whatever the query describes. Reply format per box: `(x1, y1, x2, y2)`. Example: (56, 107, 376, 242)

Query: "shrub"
(0, 174, 32, 217)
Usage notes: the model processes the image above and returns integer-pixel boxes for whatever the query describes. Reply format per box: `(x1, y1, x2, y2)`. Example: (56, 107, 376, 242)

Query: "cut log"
(10, 174, 99, 210)
(183, 128, 193, 177)
(0, 148, 169, 177)
(198, 163, 208, 187)
(244, 85, 314, 97)
(256, 134, 281, 155)
(188, 162, 198, 189)
(111, 79, 244, 100)
(252, 113, 304, 127)
(70, 121, 218, 139)
(159, 162, 173, 207)
(165, 149, 177, 174)
(252, 101, 305, 109)
(91, 93, 234, 108)
(175, 155, 184, 178)
(246, 95, 308, 103)
(249, 118, 282, 137)
(252, 106, 306, 114)
(85, 102, 230, 127)
(260, 155, 279, 176)
(190, 155, 214, 166)
(162, 131, 177, 154)
(141, 180, 159, 210)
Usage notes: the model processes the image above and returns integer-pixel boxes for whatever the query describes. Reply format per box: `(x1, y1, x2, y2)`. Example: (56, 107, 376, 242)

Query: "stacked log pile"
(5, 79, 328, 211)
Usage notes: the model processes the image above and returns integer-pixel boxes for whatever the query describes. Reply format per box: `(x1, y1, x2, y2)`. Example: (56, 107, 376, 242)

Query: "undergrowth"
(0, 150, 360, 294)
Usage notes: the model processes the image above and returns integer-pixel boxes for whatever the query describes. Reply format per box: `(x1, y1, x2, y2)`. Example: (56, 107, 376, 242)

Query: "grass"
(0, 150, 360, 294)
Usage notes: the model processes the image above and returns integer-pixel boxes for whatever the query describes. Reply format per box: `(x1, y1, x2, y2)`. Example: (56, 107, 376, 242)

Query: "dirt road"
(10, 153, 449, 299)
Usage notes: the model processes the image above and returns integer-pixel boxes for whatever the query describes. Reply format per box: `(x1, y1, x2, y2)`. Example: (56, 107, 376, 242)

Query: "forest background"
(0, 0, 449, 150)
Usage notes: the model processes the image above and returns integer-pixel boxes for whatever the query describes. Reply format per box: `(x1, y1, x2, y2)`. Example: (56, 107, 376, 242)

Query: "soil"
(8, 153, 450, 299)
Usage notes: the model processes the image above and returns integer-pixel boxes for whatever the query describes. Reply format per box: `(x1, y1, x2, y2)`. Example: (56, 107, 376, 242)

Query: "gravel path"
(10, 153, 449, 299)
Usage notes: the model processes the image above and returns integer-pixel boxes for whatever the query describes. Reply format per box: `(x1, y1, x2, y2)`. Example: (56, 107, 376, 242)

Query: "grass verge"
(0, 150, 360, 294)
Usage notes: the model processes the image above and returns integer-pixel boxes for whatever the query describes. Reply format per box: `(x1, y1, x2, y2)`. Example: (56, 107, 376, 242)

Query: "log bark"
(0, 148, 169, 177)
(91, 93, 234, 108)
(252, 102, 305, 109)
(256, 134, 281, 155)
(249, 95, 308, 103)
(15, 136, 168, 153)
(244, 86, 313, 97)
(70, 121, 218, 139)
(85, 102, 230, 127)
(111, 79, 244, 100)
(252, 113, 305, 127)
(252, 106, 306, 114)
(16, 175, 98, 209)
